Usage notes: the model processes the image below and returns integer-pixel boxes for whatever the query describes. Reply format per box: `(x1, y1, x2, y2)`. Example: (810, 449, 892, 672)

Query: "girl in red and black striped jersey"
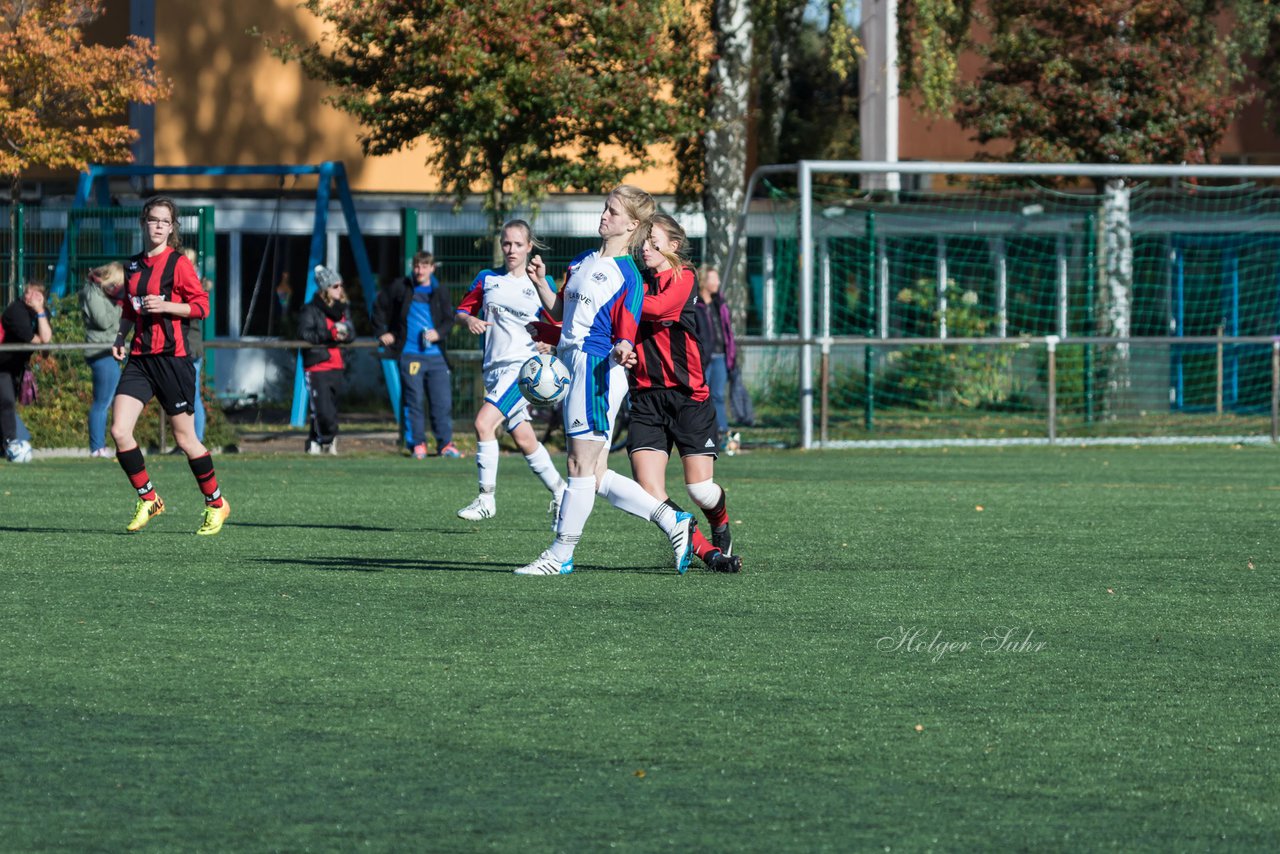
(109, 197, 230, 536)
(624, 213, 741, 572)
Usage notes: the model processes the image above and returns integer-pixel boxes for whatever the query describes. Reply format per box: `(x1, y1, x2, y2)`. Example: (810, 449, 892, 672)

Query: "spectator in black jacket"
(1, 282, 52, 463)
(372, 251, 461, 458)
(298, 265, 353, 455)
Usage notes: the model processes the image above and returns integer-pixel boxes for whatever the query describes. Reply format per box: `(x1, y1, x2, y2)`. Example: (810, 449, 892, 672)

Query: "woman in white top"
(514, 185, 693, 577)
(455, 220, 568, 521)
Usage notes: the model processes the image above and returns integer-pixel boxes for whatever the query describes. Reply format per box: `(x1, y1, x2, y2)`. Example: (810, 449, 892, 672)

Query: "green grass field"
(2, 445, 1277, 851)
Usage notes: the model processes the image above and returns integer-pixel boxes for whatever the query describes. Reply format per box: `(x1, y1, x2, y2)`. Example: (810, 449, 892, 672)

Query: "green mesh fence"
(1, 205, 211, 297)
(742, 180, 1280, 446)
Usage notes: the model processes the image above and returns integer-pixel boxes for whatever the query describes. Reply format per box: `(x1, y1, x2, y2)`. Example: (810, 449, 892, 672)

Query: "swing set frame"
(53, 161, 400, 428)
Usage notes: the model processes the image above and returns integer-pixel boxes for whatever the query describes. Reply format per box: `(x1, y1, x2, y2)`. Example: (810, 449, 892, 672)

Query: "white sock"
(549, 476, 595, 562)
(476, 440, 499, 494)
(524, 444, 565, 495)
(598, 469, 675, 532)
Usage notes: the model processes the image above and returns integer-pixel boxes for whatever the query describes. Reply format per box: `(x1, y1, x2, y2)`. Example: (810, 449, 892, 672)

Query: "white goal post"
(731, 160, 1280, 449)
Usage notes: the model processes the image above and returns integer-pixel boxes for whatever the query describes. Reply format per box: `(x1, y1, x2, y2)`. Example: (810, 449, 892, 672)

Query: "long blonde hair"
(608, 184, 657, 254)
(89, 261, 125, 291)
(646, 212, 689, 276)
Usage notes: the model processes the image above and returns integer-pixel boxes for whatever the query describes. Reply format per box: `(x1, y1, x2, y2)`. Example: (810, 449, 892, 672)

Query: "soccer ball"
(5, 439, 33, 463)
(517, 353, 571, 406)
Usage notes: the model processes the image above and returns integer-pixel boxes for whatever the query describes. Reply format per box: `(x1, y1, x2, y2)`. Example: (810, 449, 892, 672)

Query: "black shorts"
(626, 389, 719, 458)
(117, 355, 197, 417)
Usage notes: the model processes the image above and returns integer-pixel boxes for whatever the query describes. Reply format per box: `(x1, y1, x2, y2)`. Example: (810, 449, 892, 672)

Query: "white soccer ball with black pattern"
(517, 353, 570, 406)
(5, 439, 32, 463)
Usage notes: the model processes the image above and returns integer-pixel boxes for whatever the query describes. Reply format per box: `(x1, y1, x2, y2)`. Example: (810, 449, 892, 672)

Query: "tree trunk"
(1099, 179, 1133, 417)
(756, 2, 803, 165)
(487, 154, 507, 268)
(703, 0, 753, 331)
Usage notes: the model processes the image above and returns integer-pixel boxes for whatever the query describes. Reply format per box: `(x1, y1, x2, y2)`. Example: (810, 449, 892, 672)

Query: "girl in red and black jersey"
(110, 197, 230, 536)
(623, 213, 741, 572)
(297, 265, 352, 455)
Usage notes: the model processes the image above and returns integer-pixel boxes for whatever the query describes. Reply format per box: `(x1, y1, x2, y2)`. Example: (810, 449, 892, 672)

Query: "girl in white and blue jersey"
(455, 220, 567, 522)
(514, 185, 694, 577)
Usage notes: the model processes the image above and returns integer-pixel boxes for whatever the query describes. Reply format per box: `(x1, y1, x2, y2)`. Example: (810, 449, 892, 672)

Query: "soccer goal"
(733, 161, 1280, 449)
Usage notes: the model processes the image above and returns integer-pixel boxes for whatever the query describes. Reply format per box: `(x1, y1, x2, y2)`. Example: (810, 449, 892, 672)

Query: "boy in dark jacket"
(372, 251, 461, 458)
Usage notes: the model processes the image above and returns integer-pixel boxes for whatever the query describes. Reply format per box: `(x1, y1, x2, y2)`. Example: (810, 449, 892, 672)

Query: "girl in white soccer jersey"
(455, 220, 568, 521)
(514, 185, 695, 577)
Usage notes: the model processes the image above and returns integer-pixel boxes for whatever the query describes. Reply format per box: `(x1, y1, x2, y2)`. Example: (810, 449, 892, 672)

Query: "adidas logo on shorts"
(704, 438, 715, 448)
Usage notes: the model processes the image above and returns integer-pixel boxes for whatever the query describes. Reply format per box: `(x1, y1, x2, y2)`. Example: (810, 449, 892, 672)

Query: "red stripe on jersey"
(308, 315, 345, 372)
(631, 267, 709, 400)
(122, 247, 208, 358)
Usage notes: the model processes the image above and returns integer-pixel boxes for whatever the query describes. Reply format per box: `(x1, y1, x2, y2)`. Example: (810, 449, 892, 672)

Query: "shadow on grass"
(230, 521, 401, 533)
(252, 556, 512, 573)
(251, 556, 678, 575)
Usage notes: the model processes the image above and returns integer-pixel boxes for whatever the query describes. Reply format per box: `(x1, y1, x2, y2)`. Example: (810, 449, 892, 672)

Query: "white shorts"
(483, 362, 532, 431)
(559, 347, 628, 441)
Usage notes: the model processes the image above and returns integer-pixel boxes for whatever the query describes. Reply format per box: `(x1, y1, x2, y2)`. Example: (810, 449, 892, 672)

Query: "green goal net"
(739, 166, 1280, 447)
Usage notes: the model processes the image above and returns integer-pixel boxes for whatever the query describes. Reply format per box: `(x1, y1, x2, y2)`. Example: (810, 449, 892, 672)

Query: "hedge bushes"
(17, 294, 238, 451)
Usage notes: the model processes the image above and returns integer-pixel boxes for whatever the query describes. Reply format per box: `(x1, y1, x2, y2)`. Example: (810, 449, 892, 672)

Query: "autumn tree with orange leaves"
(0, 0, 169, 282)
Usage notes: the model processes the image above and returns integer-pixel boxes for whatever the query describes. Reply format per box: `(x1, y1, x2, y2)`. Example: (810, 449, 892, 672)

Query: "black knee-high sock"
(117, 446, 156, 500)
(187, 452, 224, 507)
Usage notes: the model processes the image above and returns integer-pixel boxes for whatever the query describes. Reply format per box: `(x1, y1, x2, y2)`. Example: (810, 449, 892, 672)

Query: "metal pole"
(820, 237, 831, 445)
(291, 162, 336, 428)
(763, 235, 776, 339)
(724, 163, 799, 288)
(1057, 233, 1068, 338)
(15, 203, 24, 288)
(1271, 340, 1279, 443)
(877, 235, 890, 338)
(936, 235, 948, 339)
(994, 237, 1008, 338)
(199, 206, 216, 387)
(1173, 243, 1185, 409)
(1216, 325, 1224, 415)
(799, 162, 815, 449)
(866, 211, 877, 432)
(1046, 335, 1059, 443)
(1084, 213, 1096, 424)
(401, 207, 419, 277)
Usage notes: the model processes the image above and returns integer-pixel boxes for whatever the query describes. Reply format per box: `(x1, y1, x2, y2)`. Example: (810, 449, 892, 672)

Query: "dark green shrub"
(18, 294, 238, 450)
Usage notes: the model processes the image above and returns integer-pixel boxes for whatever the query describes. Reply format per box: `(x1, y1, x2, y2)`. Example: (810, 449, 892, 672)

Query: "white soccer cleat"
(514, 550, 574, 576)
(457, 495, 495, 521)
(669, 511, 694, 575)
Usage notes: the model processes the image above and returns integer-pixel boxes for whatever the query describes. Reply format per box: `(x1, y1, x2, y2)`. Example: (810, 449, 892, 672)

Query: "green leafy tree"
(1232, 0, 1280, 129)
(266, 0, 702, 238)
(0, 0, 169, 285)
(695, 0, 860, 331)
(897, 1, 1261, 417)
(898, 0, 976, 118)
(954, 1, 1249, 168)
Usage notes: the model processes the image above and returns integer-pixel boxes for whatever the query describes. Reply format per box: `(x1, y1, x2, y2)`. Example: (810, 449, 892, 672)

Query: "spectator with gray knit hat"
(297, 265, 353, 454)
